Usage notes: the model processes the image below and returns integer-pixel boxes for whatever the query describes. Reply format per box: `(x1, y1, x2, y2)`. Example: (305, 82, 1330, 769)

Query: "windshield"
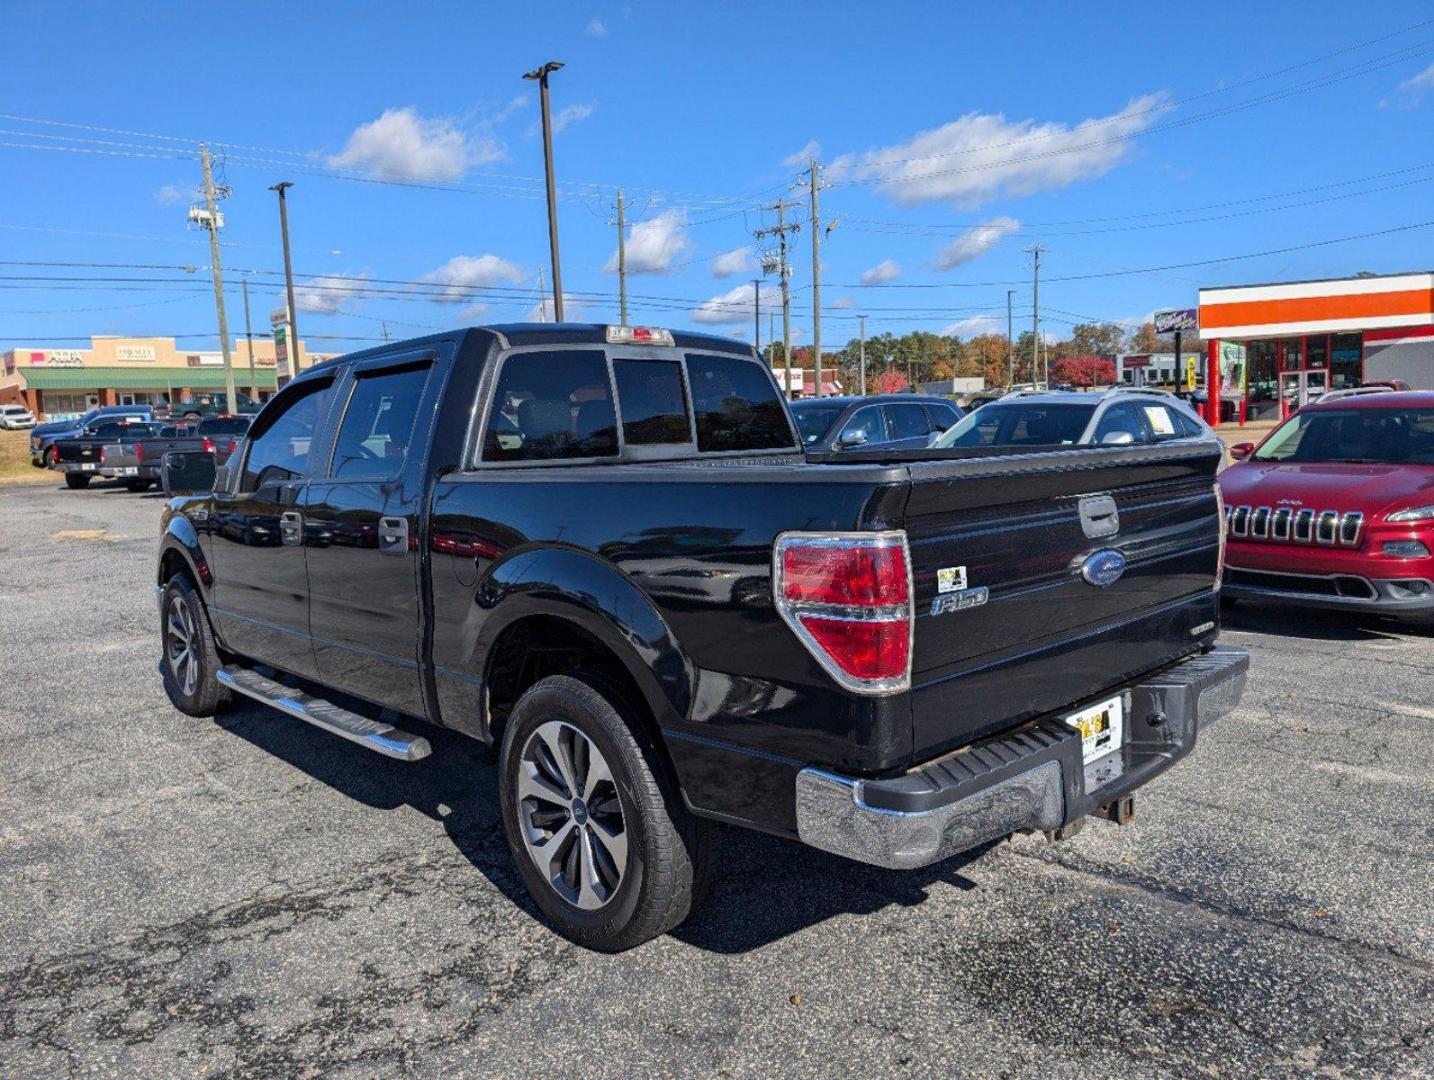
(789, 403, 846, 446)
(932, 402, 1096, 448)
(1253, 407, 1434, 464)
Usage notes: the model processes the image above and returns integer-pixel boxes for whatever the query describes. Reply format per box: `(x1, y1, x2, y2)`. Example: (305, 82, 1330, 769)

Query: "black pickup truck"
(102, 416, 251, 491)
(52, 419, 164, 489)
(155, 323, 1247, 951)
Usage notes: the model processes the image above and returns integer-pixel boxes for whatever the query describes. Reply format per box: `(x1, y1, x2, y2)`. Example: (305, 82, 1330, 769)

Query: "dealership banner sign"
(1153, 308, 1198, 334)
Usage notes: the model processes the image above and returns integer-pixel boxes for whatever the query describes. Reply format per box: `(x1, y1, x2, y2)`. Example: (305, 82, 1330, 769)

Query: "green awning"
(19, 365, 277, 390)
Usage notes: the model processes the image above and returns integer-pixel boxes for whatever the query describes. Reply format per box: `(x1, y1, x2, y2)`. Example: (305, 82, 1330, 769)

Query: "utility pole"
(524, 60, 566, 321)
(241, 277, 256, 400)
(1006, 289, 1015, 387)
(537, 268, 548, 322)
(268, 182, 299, 371)
(381, 321, 391, 343)
(858, 314, 867, 396)
(754, 198, 799, 398)
(615, 189, 628, 326)
(197, 145, 237, 415)
(1026, 245, 1044, 386)
(809, 160, 822, 394)
(752, 278, 761, 352)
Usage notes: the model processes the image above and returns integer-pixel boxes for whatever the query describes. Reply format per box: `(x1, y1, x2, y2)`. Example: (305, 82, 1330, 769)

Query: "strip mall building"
(0, 335, 334, 420)
(1198, 270, 1434, 424)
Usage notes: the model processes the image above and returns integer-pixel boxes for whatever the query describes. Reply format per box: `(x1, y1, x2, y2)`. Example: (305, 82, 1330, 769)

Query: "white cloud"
(586, 17, 607, 35)
(850, 94, 1172, 207)
(711, 245, 755, 278)
(418, 255, 527, 302)
(939, 315, 1003, 338)
(691, 282, 782, 325)
(492, 94, 528, 123)
(934, 217, 1021, 271)
(296, 272, 373, 315)
(457, 302, 489, 322)
(859, 259, 901, 285)
(606, 208, 691, 275)
(529, 103, 595, 137)
(154, 184, 187, 207)
(782, 140, 821, 168)
(1399, 61, 1434, 95)
(328, 107, 504, 181)
(831, 296, 855, 310)
(525, 293, 587, 321)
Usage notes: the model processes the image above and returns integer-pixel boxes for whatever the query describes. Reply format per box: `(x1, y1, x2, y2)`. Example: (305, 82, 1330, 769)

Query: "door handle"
(378, 516, 409, 557)
(279, 510, 303, 546)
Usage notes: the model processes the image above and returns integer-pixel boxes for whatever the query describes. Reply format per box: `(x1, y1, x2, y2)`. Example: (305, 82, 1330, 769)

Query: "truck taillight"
(202, 438, 215, 453)
(773, 532, 913, 694)
(135, 443, 143, 463)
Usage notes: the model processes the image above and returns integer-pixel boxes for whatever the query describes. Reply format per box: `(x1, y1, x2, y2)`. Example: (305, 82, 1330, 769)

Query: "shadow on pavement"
(1222, 600, 1432, 641)
(211, 695, 992, 953)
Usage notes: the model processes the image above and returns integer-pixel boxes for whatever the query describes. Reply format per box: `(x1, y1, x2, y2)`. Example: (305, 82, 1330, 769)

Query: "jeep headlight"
(1386, 505, 1434, 523)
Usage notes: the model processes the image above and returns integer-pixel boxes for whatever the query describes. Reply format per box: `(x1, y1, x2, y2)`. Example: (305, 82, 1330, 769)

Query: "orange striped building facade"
(1196, 271, 1434, 424)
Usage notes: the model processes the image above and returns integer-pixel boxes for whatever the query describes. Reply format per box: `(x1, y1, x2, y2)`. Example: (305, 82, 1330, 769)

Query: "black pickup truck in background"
(102, 416, 251, 491)
(51, 419, 164, 489)
(155, 323, 1247, 951)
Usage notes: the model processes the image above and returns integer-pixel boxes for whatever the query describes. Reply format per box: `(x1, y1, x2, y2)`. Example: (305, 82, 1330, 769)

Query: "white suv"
(0, 404, 37, 430)
(932, 388, 1211, 449)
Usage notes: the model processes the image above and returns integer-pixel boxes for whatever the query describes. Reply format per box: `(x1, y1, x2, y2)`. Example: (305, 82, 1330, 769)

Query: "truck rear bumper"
(794, 645, 1249, 870)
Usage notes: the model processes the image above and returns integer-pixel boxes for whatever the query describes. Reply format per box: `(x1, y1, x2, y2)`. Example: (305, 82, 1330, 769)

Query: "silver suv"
(932, 387, 1211, 449)
(0, 404, 36, 430)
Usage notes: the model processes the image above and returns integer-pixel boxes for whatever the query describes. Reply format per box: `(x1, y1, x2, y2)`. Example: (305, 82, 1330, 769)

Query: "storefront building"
(1197, 271, 1434, 424)
(0, 335, 334, 420)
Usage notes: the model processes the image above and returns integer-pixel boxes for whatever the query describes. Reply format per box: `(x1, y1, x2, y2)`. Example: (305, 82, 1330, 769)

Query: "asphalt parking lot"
(1, 476, 1431, 1080)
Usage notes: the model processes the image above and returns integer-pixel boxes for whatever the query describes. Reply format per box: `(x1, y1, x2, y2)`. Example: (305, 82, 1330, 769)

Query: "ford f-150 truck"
(156, 323, 1247, 951)
(52, 419, 163, 489)
(101, 416, 251, 491)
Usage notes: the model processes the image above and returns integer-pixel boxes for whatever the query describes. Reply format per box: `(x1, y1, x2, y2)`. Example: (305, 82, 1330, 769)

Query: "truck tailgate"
(900, 442, 1223, 759)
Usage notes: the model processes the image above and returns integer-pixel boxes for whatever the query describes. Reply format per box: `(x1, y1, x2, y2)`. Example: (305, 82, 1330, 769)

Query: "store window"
(1330, 333, 1362, 390)
(1306, 334, 1329, 371)
(1247, 341, 1278, 416)
(1280, 339, 1303, 372)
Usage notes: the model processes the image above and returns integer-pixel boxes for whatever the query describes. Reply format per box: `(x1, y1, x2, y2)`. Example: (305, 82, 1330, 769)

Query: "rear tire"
(160, 573, 230, 717)
(498, 672, 710, 952)
(64, 473, 91, 489)
(125, 479, 151, 493)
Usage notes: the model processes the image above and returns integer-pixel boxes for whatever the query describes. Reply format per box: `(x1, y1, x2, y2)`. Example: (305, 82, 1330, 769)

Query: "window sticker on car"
(1143, 406, 1176, 436)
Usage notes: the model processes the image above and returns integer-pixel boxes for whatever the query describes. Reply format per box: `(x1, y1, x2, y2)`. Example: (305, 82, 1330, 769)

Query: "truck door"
(302, 350, 443, 718)
(209, 374, 339, 678)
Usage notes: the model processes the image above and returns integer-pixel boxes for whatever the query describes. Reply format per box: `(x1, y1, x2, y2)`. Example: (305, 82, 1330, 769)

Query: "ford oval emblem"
(1081, 549, 1127, 587)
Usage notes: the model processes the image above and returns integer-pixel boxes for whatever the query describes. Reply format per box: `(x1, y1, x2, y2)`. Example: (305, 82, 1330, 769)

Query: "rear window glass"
(684, 353, 794, 453)
(887, 402, 931, 440)
(199, 417, 252, 436)
(483, 350, 618, 462)
(612, 359, 690, 445)
(934, 403, 1096, 448)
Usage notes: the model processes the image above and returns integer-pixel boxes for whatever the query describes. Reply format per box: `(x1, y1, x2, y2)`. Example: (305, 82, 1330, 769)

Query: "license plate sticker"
(1065, 694, 1124, 765)
(121, 467, 137, 475)
(80, 463, 95, 471)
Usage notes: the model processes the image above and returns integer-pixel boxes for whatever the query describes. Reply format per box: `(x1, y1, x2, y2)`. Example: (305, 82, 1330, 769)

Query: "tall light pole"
(269, 182, 299, 371)
(1006, 289, 1015, 387)
(524, 60, 566, 322)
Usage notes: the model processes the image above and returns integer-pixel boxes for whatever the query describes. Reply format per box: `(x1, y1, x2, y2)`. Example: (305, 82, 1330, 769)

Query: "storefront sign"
(1185, 356, 1197, 391)
(1220, 341, 1248, 392)
(1123, 354, 1152, 368)
(1154, 309, 1198, 335)
(28, 350, 85, 367)
(115, 344, 157, 362)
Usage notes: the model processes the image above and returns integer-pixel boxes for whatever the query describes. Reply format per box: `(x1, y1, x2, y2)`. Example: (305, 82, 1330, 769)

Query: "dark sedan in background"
(788, 394, 964, 452)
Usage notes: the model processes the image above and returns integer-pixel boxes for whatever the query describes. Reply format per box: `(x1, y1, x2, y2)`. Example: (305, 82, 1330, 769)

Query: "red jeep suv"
(1220, 391, 1434, 621)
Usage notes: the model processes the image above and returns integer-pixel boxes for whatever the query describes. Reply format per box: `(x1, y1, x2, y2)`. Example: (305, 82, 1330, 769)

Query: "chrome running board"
(217, 665, 431, 761)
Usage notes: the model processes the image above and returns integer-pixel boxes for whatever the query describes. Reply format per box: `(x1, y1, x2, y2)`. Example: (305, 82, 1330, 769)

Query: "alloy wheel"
(516, 720, 628, 910)
(166, 596, 199, 697)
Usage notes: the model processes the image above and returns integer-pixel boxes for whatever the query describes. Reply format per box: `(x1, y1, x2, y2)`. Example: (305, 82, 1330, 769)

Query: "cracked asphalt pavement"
(1, 477, 1431, 1079)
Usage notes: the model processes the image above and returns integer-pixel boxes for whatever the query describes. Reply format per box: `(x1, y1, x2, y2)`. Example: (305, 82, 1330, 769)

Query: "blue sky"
(2, 1, 1433, 354)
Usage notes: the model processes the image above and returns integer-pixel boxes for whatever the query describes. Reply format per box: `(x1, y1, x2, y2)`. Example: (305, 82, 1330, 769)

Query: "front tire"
(64, 473, 91, 489)
(499, 673, 709, 952)
(160, 574, 230, 716)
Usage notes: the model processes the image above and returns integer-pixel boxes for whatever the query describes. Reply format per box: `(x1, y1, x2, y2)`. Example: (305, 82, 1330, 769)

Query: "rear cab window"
(479, 347, 795, 464)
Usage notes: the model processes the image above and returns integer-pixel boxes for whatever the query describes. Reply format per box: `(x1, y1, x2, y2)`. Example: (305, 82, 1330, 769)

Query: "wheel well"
(485, 615, 658, 747)
(158, 547, 196, 591)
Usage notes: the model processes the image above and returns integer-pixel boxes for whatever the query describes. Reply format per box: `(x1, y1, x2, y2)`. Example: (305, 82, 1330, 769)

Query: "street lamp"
(268, 181, 299, 369)
(523, 60, 565, 322)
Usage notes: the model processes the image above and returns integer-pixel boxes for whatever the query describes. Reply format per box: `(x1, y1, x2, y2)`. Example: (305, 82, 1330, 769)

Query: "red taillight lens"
(781, 544, 908, 606)
(226, 440, 238, 454)
(135, 443, 143, 463)
(202, 438, 215, 453)
(774, 532, 912, 693)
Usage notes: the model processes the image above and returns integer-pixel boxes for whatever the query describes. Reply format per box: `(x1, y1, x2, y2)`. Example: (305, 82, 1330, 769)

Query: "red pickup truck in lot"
(1220, 390, 1434, 621)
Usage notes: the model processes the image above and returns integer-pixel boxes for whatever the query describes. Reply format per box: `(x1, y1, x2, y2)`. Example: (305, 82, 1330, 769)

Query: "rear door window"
(886, 402, 931, 440)
(924, 402, 960, 432)
(328, 363, 433, 480)
(483, 350, 618, 462)
(1092, 402, 1149, 444)
(684, 353, 794, 453)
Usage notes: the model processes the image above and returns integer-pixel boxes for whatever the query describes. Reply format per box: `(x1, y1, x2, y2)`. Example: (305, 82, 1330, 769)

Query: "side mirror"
(161, 450, 218, 497)
(837, 429, 869, 449)
(1229, 442, 1256, 461)
(1100, 431, 1136, 445)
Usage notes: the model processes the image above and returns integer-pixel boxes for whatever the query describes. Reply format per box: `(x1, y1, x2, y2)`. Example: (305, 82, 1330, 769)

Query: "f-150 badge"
(932, 586, 989, 615)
